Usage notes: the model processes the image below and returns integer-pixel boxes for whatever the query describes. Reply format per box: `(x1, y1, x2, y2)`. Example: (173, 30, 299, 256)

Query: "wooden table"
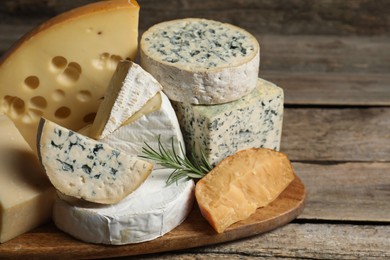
(0, 0, 389, 259)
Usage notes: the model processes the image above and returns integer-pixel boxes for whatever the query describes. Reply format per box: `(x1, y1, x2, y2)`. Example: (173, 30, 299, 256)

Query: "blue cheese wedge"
(140, 18, 260, 105)
(37, 118, 153, 204)
(173, 78, 284, 166)
(53, 169, 195, 245)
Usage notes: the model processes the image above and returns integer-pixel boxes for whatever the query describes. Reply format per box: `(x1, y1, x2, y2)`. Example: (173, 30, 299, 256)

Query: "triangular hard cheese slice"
(88, 60, 163, 139)
(37, 117, 153, 205)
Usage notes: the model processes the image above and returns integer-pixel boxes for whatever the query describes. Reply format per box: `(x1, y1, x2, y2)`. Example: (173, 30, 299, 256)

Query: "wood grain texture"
(281, 107, 390, 162)
(293, 162, 390, 222)
(136, 224, 390, 259)
(0, 177, 305, 259)
(1, 0, 389, 36)
(262, 72, 390, 106)
(259, 35, 390, 74)
(138, 0, 390, 36)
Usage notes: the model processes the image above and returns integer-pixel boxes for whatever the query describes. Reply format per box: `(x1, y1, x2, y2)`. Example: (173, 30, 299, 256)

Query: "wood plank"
(262, 72, 390, 106)
(293, 162, 390, 222)
(139, 0, 390, 36)
(136, 224, 390, 259)
(2, 0, 390, 37)
(281, 107, 390, 162)
(259, 35, 390, 74)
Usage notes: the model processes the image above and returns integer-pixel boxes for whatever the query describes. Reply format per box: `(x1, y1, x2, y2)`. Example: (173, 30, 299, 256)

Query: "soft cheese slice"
(92, 92, 185, 168)
(53, 169, 195, 245)
(140, 18, 260, 104)
(0, 0, 139, 152)
(195, 148, 296, 233)
(173, 78, 284, 166)
(0, 115, 55, 243)
(37, 118, 152, 204)
(89, 60, 162, 139)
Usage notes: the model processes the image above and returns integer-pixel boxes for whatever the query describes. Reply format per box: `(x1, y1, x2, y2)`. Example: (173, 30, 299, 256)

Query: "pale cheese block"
(195, 148, 296, 233)
(0, 115, 55, 243)
(0, 0, 139, 153)
(140, 18, 260, 105)
(173, 78, 284, 166)
(88, 60, 162, 139)
(53, 169, 195, 245)
(82, 91, 185, 169)
(37, 118, 153, 204)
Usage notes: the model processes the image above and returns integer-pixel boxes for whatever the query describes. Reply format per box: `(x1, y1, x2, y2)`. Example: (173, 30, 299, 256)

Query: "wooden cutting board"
(0, 176, 306, 259)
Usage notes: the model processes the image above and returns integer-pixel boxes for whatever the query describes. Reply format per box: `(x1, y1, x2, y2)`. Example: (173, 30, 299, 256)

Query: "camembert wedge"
(83, 60, 185, 168)
(88, 60, 162, 139)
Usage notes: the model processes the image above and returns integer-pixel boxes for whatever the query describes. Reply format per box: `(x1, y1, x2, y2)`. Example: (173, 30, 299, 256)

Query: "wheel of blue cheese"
(140, 18, 260, 105)
(53, 169, 195, 245)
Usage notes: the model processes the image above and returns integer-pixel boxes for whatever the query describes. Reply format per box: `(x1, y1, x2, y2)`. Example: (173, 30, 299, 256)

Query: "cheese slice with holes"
(88, 60, 162, 139)
(37, 117, 152, 205)
(53, 169, 195, 245)
(140, 18, 260, 104)
(0, 0, 139, 153)
(0, 115, 55, 243)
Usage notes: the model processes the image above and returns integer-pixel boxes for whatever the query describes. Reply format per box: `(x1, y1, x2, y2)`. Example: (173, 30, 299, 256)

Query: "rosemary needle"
(140, 136, 212, 185)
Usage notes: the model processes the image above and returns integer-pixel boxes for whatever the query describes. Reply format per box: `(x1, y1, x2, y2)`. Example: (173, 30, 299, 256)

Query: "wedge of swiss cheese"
(37, 117, 153, 205)
(195, 148, 295, 233)
(0, 0, 139, 153)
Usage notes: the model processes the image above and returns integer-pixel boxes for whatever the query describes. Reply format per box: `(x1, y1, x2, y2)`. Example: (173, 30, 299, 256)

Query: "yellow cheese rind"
(195, 148, 295, 233)
(0, 115, 55, 243)
(0, 0, 139, 153)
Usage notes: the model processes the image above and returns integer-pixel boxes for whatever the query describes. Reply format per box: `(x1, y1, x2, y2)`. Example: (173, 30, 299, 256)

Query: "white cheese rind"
(37, 118, 153, 204)
(98, 92, 185, 168)
(140, 18, 260, 105)
(89, 61, 162, 139)
(53, 169, 195, 245)
(173, 78, 284, 166)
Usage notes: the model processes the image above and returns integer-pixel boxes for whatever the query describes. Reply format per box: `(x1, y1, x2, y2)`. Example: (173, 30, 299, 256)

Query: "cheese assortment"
(37, 117, 153, 204)
(0, 0, 297, 246)
(53, 169, 195, 245)
(0, 115, 55, 243)
(195, 148, 296, 233)
(140, 18, 260, 105)
(173, 78, 284, 166)
(0, 0, 140, 153)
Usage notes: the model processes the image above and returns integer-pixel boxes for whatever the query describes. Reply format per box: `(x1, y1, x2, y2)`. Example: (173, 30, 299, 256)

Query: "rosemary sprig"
(140, 136, 212, 185)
